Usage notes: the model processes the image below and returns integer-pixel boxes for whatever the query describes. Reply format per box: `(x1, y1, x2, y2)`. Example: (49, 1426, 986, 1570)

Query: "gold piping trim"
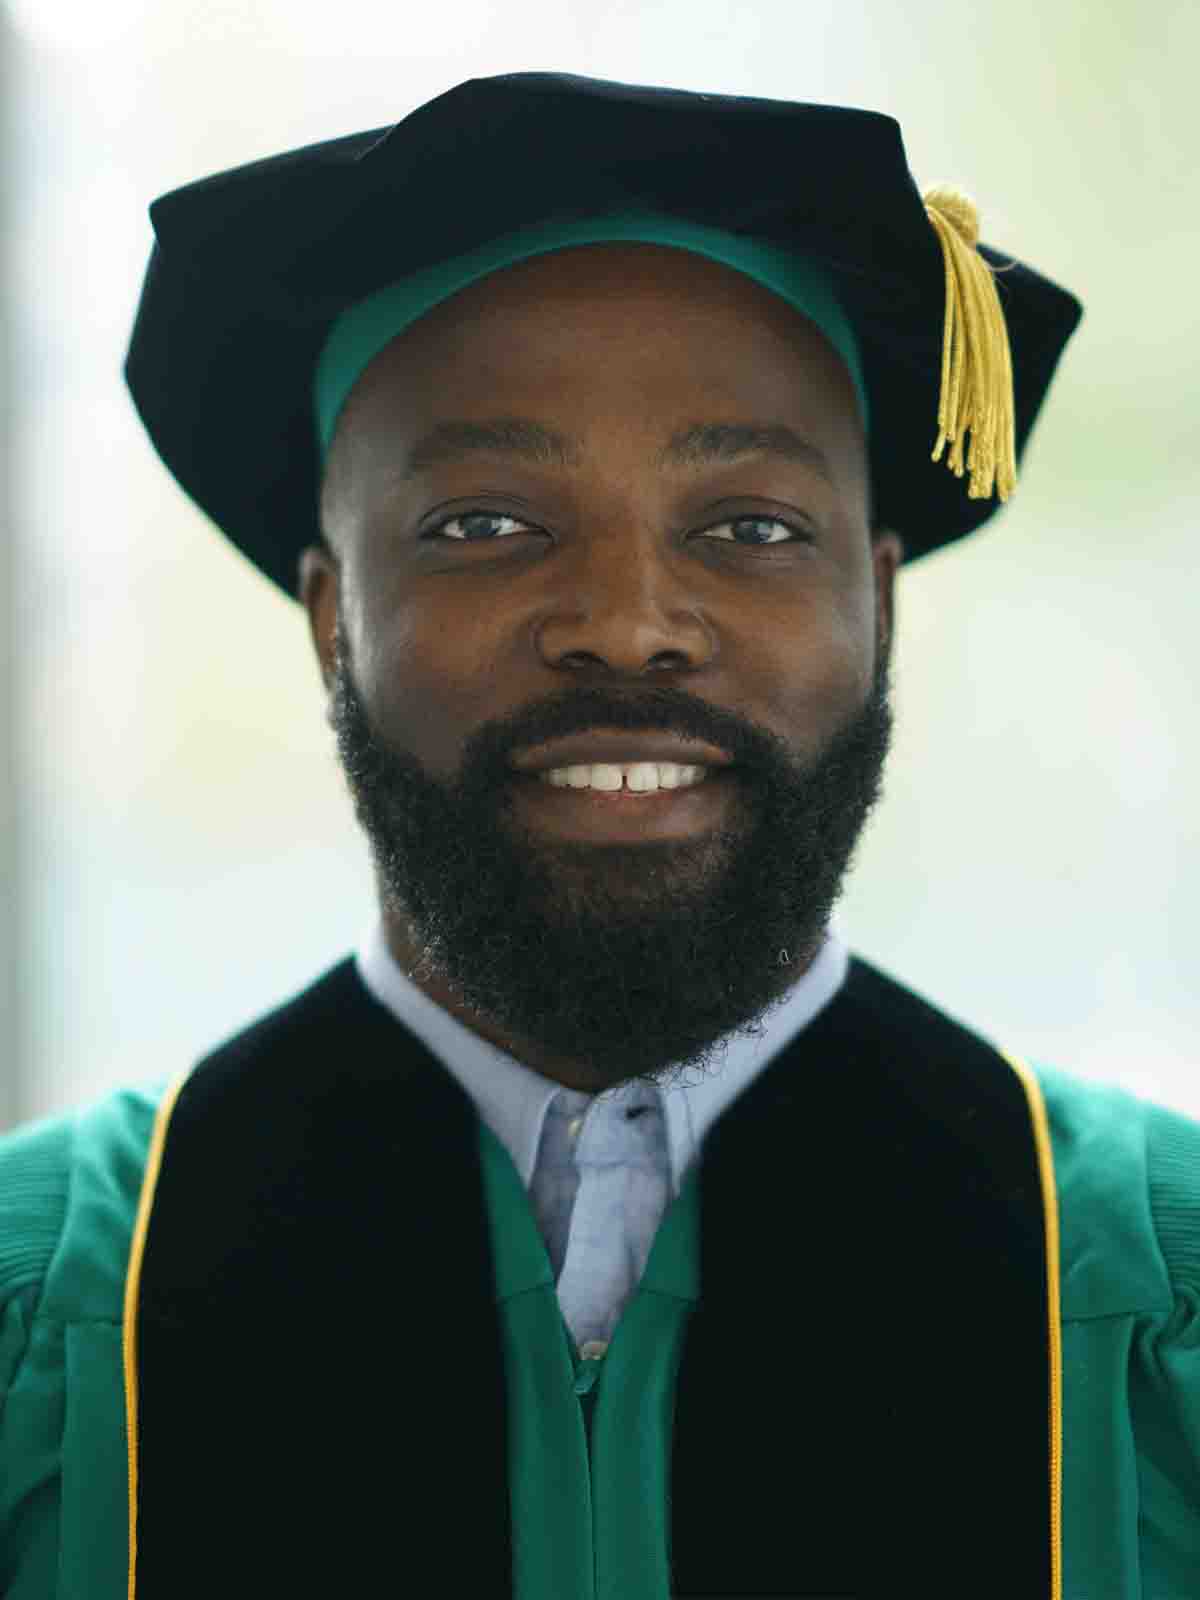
(122, 1067, 194, 1600)
(999, 1048, 1063, 1600)
(118, 1053, 1061, 1597)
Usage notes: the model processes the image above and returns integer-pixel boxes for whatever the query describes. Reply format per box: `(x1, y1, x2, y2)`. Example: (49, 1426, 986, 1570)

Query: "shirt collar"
(354, 909, 849, 1196)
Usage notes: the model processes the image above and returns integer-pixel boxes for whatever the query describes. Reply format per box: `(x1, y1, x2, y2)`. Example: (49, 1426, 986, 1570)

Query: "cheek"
(808, 557, 880, 691)
(837, 583, 881, 681)
(753, 586, 875, 727)
(365, 607, 501, 774)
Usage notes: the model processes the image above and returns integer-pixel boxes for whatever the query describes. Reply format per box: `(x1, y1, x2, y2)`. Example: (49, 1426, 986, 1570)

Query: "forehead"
(422, 239, 816, 324)
(363, 243, 854, 399)
(329, 242, 867, 504)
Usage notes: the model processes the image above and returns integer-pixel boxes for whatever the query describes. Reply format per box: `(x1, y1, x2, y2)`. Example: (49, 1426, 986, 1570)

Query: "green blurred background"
(1, 0, 1196, 1130)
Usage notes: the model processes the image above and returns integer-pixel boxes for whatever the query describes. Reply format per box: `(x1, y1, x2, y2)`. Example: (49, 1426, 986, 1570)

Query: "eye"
(422, 511, 534, 544)
(421, 510, 812, 546)
(701, 515, 812, 547)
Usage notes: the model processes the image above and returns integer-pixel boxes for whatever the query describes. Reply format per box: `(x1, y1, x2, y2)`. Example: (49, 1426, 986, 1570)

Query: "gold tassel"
(923, 185, 1017, 502)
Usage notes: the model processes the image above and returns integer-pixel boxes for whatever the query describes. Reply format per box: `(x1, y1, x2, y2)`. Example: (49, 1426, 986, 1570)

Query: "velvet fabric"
(129, 950, 1053, 1597)
(122, 70, 1084, 600)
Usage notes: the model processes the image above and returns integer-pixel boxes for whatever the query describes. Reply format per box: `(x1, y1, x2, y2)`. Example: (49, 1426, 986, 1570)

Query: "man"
(1, 71, 1197, 1600)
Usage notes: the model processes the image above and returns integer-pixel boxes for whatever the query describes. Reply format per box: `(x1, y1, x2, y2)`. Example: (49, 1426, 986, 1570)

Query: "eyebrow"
(398, 417, 836, 487)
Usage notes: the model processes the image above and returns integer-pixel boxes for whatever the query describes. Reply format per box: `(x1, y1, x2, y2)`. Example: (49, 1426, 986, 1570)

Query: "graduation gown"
(2, 949, 1199, 1598)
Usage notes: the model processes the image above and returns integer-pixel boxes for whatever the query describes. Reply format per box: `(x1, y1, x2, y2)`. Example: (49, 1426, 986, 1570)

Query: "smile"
(509, 768, 738, 842)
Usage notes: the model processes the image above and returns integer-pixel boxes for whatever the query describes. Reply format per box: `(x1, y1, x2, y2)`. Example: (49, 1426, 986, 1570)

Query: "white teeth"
(538, 761, 708, 792)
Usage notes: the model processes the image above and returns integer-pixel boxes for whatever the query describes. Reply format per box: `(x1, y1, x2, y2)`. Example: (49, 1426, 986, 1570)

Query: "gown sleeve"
(1134, 1095, 1200, 1594)
(0, 1112, 74, 1598)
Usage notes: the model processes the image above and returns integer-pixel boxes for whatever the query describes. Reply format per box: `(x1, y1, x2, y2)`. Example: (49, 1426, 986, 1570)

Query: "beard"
(327, 611, 895, 1094)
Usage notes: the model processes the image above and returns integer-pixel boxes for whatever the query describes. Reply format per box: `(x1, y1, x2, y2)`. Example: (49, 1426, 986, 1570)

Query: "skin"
(299, 242, 903, 1095)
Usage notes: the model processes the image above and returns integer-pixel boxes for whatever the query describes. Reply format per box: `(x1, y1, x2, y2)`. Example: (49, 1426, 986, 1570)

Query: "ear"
(298, 545, 340, 696)
(870, 528, 904, 657)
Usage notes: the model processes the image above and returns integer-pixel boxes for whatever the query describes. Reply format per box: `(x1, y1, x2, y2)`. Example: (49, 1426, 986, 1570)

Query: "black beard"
(327, 617, 894, 1093)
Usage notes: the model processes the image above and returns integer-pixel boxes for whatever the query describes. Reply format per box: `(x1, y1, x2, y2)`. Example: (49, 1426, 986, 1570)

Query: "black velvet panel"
(133, 951, 1051, 1599)
(668, 957, 1051, 1597)
(134, 965, 515, 1597)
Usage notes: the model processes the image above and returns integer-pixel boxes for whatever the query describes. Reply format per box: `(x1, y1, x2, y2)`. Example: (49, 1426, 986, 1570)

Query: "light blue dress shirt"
(354, 913, 849, 1357)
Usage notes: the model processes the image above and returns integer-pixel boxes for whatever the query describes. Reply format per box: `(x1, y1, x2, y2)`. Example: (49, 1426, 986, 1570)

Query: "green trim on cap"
(313, 211, 870, 460)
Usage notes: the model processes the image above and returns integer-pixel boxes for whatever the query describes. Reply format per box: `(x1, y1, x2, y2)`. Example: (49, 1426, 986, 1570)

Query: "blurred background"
(0, 0, 1196, 1133)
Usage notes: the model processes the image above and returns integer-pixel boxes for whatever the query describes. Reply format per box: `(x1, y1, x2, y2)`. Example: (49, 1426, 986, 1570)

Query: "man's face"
(300, 243, 902, 1094)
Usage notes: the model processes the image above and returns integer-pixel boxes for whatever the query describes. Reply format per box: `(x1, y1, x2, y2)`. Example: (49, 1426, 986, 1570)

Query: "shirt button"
(579, 1340, 608, 1360)
(566, 1115, 583, 1140)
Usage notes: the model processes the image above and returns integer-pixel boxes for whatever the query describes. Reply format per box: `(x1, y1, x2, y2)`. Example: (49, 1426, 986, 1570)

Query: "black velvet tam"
(122, 70, 1083, 602)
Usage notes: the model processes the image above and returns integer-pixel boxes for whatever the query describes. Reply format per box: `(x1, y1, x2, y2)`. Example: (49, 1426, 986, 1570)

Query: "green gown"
(2, 950, 1198, 1598)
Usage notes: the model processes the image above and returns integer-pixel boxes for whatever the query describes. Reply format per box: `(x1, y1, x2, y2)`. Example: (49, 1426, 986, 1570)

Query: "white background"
(2, 0, 1197, 1127)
